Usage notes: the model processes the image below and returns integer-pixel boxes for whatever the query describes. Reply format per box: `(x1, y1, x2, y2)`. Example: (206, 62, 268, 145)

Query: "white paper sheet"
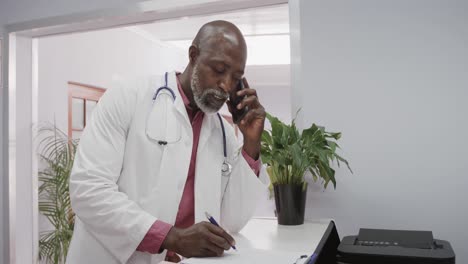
(180, 249, 305, 264)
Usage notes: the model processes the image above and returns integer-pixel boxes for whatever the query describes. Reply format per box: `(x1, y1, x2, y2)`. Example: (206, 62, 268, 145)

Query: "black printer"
(337, 228, 455, 264)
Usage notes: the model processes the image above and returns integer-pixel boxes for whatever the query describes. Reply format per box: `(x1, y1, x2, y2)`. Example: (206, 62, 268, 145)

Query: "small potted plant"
(37, 123, 77, 263)
(261, 112, 352, 225)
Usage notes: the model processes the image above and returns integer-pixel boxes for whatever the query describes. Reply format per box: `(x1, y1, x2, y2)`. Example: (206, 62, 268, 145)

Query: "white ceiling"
(134, 4, 289, 41)
(130, 4, 290, 65)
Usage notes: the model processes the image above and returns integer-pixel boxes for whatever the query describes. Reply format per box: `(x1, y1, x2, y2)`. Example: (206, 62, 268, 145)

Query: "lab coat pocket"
(145, 93, 181, 145)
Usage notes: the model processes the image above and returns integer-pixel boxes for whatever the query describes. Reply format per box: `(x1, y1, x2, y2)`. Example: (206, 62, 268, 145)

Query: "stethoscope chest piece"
(221, 158, 232, 177)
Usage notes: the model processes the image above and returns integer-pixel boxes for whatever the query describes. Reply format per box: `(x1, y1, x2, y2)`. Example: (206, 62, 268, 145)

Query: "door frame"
(1, 0, 290, 263)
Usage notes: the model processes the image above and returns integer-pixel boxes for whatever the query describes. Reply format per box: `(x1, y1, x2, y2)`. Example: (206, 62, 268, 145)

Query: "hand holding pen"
(161, 213, 236, 257)
(205, 212, 237, 251)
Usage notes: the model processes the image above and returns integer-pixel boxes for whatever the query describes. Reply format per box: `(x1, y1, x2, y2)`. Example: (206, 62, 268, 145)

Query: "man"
(66, 20, 269, 264)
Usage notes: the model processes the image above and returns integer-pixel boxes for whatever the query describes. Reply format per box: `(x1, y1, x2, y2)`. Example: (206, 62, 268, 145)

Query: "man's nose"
(219, 78, 235, 93)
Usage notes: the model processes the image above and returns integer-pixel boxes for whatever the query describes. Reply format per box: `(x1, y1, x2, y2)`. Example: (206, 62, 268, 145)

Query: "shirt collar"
(175, 72, 191, 108)
(176, 72, 204, 122)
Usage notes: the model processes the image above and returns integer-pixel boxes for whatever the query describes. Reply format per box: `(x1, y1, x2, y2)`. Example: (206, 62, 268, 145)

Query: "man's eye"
(214, 67, 225, 74)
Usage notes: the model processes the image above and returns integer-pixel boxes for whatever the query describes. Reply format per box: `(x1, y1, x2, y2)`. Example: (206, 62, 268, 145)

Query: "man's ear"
(189, 45, 199, 65)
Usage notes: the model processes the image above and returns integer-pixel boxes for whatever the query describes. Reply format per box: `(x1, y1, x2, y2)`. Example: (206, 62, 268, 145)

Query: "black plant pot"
(273, 183, 307, 225)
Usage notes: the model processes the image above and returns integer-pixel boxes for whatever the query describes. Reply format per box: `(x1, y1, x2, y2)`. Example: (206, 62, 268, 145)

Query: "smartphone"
(228, 79, 249, 124)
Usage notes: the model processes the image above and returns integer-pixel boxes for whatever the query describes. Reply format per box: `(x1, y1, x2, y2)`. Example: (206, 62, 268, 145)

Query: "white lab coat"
(66, 72, 269, 264)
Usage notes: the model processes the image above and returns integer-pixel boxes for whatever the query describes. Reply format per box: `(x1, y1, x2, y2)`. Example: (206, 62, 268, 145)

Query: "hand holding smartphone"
(228, 78, 249, 124)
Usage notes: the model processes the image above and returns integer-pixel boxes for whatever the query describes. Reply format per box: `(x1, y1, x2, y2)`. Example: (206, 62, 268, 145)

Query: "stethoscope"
(149, 72, 232, 177)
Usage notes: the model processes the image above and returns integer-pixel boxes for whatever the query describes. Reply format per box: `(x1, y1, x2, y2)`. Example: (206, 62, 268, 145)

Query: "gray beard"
(191, 64, 227, 114)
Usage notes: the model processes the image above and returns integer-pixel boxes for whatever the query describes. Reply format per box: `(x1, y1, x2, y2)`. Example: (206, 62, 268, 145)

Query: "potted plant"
(37, 123, 77, 263)
(260, 112, 352, 225)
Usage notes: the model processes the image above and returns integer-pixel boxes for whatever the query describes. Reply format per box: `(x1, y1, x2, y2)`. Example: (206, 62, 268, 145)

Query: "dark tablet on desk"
(307, 221, 340, 264)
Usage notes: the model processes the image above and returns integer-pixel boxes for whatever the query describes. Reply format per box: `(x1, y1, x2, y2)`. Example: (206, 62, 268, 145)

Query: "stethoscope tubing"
(150, 72, 230, 174)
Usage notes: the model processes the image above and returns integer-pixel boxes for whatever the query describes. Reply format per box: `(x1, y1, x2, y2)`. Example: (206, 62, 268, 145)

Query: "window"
(68, 82, 106, 139)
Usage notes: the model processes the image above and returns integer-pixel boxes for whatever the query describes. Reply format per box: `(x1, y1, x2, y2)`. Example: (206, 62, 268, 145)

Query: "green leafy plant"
(37, 123, 77, 263)
(261, 112, 352, 189)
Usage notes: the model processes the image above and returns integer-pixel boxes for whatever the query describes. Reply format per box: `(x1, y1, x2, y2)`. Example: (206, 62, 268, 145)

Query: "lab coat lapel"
(166, 72, 191, 126)
(167, 71, 215, 152)
(194, 115, 222, 223)
(147, 72, 193, 225)
(164, 72, 222, 224)
(197, 114, 217, 155)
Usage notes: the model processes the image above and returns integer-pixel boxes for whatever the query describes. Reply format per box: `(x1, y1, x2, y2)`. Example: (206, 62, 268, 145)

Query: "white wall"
(245, 64, 291, 217)
(292, 0, 468, 262)
(0, 1, 7, 260)
(0, 36, 5, 264)
(246, 65, 291, 124)
(10, 35, 35, 264)
(0, 0, 9, 257)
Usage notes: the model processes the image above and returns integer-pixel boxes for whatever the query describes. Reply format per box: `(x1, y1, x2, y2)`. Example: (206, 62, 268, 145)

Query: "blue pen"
(205, 212, 237, 251)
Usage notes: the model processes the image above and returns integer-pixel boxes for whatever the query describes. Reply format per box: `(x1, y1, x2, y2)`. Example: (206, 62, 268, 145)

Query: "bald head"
(192, 20, 247, 59)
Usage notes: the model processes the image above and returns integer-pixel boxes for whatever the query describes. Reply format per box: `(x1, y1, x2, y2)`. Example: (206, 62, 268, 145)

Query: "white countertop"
(236, 217, 331, 254)
(172, 218, 331, 264)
